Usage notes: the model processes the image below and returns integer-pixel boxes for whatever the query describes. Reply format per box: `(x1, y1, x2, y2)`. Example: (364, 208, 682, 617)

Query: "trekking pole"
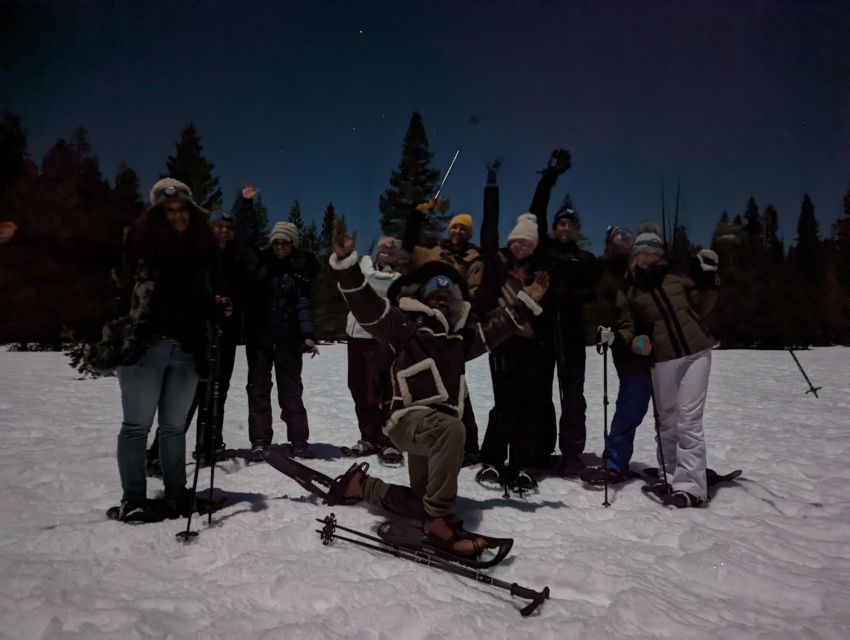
(433, 149, 460, 200)
(176, 314, 224, 542)
(205, 317, 225, 525)
(649, 382, 670, 492)
(597, 342, 611, 508)
(317, 515, 549, 617)
(787, 348, 821, 398)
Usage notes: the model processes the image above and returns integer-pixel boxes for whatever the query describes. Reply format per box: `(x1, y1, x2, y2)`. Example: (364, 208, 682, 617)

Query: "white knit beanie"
(270, 221, 299, 246)
(507, 213, 538, 246)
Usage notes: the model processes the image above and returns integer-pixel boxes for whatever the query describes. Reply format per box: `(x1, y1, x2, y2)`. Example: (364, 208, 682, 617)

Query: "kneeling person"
(329, 220, 548, 555)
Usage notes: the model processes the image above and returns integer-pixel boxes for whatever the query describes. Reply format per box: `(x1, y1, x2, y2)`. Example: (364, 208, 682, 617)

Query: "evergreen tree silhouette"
(165, 123, 222, 212)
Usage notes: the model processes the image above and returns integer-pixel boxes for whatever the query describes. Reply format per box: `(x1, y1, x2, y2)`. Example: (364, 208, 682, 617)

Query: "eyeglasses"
(154, 184, 191, 201)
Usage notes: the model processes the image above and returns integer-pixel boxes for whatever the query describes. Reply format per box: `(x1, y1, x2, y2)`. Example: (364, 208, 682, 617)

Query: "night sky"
(4, 0, 849, 252)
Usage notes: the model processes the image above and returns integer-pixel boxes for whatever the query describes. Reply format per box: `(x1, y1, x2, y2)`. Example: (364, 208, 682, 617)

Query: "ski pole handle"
(511, 583, 550, 616)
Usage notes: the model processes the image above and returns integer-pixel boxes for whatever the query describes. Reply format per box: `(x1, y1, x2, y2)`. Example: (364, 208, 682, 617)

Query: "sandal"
(422, 514, 489, 557)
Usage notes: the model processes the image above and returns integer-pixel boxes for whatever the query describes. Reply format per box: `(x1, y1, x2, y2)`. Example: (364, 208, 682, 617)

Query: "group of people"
(110, 149, 721, 554)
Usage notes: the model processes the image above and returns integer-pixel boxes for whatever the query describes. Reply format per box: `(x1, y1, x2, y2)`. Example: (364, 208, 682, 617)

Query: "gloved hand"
(596, 326, 615, 346)
(631, 335, 652, 356)
(486, 158, 502, 185)
(415, 198, 446, 216)
(542, 148, 572, 176)
(697, 249, 719, 272)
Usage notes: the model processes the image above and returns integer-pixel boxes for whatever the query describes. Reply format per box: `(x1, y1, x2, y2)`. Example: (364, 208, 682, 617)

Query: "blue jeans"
(604, 373, 652, 471)
(117, 339, 199, 503)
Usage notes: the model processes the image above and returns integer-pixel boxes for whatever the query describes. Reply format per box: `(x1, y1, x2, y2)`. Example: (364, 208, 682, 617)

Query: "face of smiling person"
(554, 218, 580, 243)
(212, 220, 235, 248)
(164, 200, 190, 235)
(508, 238, 535, 261)
(448, 223, 469, 246)
(272, 238, 293, 259)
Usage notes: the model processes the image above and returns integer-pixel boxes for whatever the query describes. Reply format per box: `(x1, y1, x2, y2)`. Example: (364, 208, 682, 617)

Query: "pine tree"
(378, 112, 443, 237)
(794, 193, 820, 266)
(743, 196, 762, 247)
(319, 202, 336, 257)
(762, 204, 783, 261)
(165, 123, 222, 212)
(288, 199, 305, 235)
(302, 220, 320, 255)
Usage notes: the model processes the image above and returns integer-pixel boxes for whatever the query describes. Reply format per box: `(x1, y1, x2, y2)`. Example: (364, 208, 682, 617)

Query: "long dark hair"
(127, 202, 215, 265)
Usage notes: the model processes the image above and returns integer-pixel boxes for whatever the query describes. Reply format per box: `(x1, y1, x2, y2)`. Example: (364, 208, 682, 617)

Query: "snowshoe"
(641, 479, 673, 505)
(246, 445, 268, 464)
(579, 466, 635, 486)
(340, 440, 381, 458)
(263, 446, 366, 505)
(377, 518, 513, 569)
(642, 467, 743, 488)
(288, 441, 316, 459)
(507, 470, 538, 495)
(106, 499, 166, 524)
(667, 490, 706, 509)
(378, 446, 404, 466)
(475, 464, 503, 490)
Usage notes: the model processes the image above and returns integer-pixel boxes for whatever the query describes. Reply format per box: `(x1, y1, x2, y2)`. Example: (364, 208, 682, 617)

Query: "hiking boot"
(115, 499, 166, 524)
(378, 446, 404, 465)
(290, 441, 315, 459)
(247, 444, 268, 463)
(423, 514, 488, 557)
(669, 490, 706, 509)
(462, 451, 481, 468)
(325, 462, 369, 506)
(557, 455, 584, 477)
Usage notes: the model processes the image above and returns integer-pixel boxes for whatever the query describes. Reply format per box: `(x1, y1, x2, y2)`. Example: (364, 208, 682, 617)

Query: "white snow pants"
(651, 348, 712, 499)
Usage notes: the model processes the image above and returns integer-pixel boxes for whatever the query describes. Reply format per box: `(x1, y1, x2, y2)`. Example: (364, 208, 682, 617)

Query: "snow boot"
(668, 490, 706, 509)
(557, 455, 584, 477)
(290, 441, 315, 459)
(378, 445, 404, 466)
(461, 451, 481, 468)
(247, 445, 268, 463)
(109, 499, 166, 524)
(580, 466, 633, 486)
(340, 439, 381, 457)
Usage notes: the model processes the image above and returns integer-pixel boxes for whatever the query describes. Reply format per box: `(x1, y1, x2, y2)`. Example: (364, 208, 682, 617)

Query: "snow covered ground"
(0, 346, 848, 639)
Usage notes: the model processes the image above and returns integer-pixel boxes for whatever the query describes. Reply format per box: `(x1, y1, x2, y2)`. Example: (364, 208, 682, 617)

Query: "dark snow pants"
(362, 408, 465, 519)
(481, 336, 557, 471)
(346, 337, 392, 447)
(547, 344, 588, 460)
(246, 342, 309, 447)
(603, 372, 652, 471)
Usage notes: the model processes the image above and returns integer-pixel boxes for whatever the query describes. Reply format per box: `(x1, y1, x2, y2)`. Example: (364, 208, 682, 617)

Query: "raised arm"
(531, 149, 572, 248)
(479, 159, 502, 259)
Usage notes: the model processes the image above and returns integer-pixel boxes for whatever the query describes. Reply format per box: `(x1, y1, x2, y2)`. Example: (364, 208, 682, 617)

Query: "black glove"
(486, 158, 502, 185)
(542, 148, 572, 176)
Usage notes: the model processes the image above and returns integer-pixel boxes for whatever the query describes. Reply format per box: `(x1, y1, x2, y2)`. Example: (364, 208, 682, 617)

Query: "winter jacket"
(614, 262, 718, 363)
(118, 227, 215, 363)
(330, 255, 543, 428)
(245, 248, 318, 347)
(211, 240, 249, 341)
(597, 255, 651, 376)
(402, 206, 484, 297)
(475, 182, 547, 338)
(345, 255, 402, 339)
(530, 173, 599, 348)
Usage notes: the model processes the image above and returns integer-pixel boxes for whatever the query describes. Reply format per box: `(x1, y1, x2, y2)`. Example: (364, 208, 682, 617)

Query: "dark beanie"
(552, 205, 579, 229)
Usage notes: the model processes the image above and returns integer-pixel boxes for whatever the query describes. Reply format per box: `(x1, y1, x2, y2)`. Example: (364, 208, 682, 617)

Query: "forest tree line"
(0, 111, 848, 351)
